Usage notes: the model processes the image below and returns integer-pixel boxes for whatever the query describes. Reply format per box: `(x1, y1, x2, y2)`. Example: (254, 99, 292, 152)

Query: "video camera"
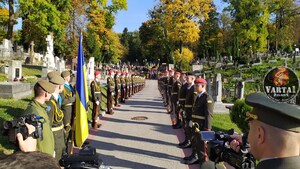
(60, 146, 111, 169)
(3, 114, 44, 144)
(200, 129, 256, 169)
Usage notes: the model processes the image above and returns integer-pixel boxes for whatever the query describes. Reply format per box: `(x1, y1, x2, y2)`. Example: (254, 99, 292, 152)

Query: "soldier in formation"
(90, 71, 102, 128)
(114, 70, 121, 107)
(107, 69, 115, 115)
(171, 71, 181, 128)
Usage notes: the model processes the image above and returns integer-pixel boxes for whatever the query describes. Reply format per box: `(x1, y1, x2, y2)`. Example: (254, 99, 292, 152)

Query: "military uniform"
(107, 75, 115, 114)
(24, 100, 55, 156)
(90, 79, 102, 128)
(171, 74, 181, 125)
(46, 95, 65, 161)
(114, 74, 121, 106)
(125, 75, 130, 99)
(178, 81, 188, 142)
(167, 75, 174, 112)
(162, 75, 169, 106)
(191, 91, 214, 163)
(120, 74, 126, 103)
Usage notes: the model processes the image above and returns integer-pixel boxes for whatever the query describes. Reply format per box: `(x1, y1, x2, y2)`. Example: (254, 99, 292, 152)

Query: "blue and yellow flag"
(75, 34, 89, 147)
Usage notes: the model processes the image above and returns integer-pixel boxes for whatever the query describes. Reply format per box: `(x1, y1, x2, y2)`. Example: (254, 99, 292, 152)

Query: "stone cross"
(29, 41, 35, 64)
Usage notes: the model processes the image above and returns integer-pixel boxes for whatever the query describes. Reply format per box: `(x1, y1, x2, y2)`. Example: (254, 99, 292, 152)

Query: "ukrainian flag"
(75, 34, 89, 147)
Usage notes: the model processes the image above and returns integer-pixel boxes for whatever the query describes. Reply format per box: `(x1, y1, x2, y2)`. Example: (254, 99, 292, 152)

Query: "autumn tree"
(0, 6, 8, 41)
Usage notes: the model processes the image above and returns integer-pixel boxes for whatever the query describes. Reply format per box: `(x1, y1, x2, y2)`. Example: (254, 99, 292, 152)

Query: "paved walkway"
(88, 80, 198, 169)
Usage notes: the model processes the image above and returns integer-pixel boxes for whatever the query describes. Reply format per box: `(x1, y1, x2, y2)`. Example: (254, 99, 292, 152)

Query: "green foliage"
(230, 99, 252, 133)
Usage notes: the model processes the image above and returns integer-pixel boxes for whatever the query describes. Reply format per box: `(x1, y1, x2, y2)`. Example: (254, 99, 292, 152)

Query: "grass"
(0, 73, 7, 82)
(22, 67, 42, 78)
(212, 114, 242, 134)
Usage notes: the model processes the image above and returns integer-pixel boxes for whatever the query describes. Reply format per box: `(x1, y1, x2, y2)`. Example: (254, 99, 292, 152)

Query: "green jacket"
(24, 99, 55, 156)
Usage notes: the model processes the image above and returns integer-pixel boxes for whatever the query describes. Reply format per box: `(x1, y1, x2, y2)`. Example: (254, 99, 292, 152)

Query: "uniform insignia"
(45, 106, 51, 112)
(207, 100, 213, 103)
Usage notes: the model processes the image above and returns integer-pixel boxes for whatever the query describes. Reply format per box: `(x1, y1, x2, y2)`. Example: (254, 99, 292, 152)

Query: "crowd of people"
(0, 68, 146, 168)
(158, 69, 300, 169)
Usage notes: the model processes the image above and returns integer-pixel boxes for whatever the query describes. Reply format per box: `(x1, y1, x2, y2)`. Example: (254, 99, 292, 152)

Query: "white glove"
(112, 92, 115, 96)
(96, 101, 100, 105)
(189, 120, 193, 128)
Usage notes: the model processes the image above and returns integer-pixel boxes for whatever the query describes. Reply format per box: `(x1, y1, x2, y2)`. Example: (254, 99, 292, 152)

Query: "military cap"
(175, 71, 181, 75)
(109, 69, 114, 74)
(49, 75, 65, 85)
(187, 71, 195, 76)
(194, 78, 207, 84)
(122, 72, 127, 75)
(37, 80, 55, 93)
(116, 70, 121, 74)
(47, 71, 60, 79)
(61, 70, 70, 78)
(94, 71, 101, 76)
(246, 93, 300, 133)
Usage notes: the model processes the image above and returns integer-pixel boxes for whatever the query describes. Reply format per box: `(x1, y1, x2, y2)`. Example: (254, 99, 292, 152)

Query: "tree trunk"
(6, 0, 14, 40)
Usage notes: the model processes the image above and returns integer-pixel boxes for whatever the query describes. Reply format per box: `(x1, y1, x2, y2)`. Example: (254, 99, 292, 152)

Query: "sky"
(113, 0, 229, 33)
(14, 0, 229, 32)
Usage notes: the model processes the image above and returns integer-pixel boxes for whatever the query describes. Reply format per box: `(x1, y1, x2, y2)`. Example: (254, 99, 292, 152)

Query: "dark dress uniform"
(60, 83, 75, 144)
(167, 76, 174, 112)
(107, 76, 115, 114)
(46, 96, 66, 161)
(178, 82, 188, 141)
(114, 75, 121, 106)
(90, 79, 102, 128)
(171, 78, 181, 123)
(120, 76, 126, 103)
(184, 84, 195, 141)
(191, 92, 214, 163)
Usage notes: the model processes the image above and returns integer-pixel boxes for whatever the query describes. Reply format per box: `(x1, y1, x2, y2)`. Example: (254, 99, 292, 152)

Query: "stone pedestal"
(8, 60, 22, 81)
(0, 82, 32, 99)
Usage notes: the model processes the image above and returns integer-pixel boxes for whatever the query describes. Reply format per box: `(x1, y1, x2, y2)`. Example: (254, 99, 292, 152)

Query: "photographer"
(227, 93, 300, 169)
(17, 123, 37, 152)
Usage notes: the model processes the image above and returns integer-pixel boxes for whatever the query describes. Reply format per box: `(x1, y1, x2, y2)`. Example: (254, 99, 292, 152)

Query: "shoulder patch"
(207, 100, 213, 103)
(45, 106, 51, 112)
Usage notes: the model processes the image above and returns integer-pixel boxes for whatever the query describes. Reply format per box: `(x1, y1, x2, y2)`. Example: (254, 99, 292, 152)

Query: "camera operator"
(227, 93, 300, 169)
(24, 79, 56, 157)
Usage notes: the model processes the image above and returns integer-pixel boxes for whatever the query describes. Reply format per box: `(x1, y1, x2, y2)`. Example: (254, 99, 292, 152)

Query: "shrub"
(229, 99, 252, 133)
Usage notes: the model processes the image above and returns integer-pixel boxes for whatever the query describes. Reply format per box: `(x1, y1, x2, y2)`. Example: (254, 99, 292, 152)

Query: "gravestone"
(87, 57, 95, 82)
(0, 39, 13, 58)
(1, 65, 9, 74)
(192, 64, 203, 71)
(268, 59, 277, 63)
(215, 63, 222, 69)
(235, 81, 245, 99)
(8, 60, 22, 81)
(29, 41, 35, 64)
(214, 73, 222, 102)
(168, 64, 174, 70)
(0, 82, 32, 99)
(44, 34, 55, 68)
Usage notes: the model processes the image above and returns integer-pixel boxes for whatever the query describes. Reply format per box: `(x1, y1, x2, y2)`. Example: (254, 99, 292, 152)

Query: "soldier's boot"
(184, 153, 199, 165)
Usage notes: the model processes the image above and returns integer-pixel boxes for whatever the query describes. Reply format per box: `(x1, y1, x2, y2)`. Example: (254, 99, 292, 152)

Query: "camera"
(59, 146, 111, 169)
(3, 114, 44, 144)
(200, 129, 256, 169)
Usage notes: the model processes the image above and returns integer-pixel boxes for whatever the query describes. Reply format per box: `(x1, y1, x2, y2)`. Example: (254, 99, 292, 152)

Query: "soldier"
(60, 70, 75, 144)
(162, 71, 169, 107)
(178, 73, 188, 141)
(228, 93, 300, 169)
(47, 75, 66, 161)
(24, 80, 56, 157)
(107, 69, 115, 115)
(131, 74, 135, 95)
(114, 70, 121, 107)
(184, 78, 214, 165)
(120, 72, 127, 103)
(127, 73, 132, 98)
(90, 71, 102, 129)
(179, 72, 195, 150)
(171, 71, 181, 128)
(167, 70, 175, 113)
(125, 72, 130, 99)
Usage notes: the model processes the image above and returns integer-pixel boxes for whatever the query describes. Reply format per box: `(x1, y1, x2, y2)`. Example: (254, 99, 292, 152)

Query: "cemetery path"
(88, 80, 199, 169)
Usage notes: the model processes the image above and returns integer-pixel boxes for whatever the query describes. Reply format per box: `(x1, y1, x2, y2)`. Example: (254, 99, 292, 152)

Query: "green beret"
(37, 80, 55, 93)
(47, 71, 60, 79)
(246, 93, 300, 133)
(61, 70, 70, 78)
(49, 75, 65, 85)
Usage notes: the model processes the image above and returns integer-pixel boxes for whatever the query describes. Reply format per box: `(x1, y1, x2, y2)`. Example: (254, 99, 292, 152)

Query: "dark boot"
(184, 153, 199, 165)
(178, 140, 191, 149)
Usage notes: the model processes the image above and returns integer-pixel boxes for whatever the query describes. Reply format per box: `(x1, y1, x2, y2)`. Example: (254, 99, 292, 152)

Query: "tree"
(173, 47, 194, 71)
(0, 7, 8, 41)
(225, 0, 270, 56)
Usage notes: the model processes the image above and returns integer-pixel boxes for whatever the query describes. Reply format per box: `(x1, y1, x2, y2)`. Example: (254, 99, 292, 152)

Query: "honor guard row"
(158, 70, 215, 166)
(106, 69, 145, 115)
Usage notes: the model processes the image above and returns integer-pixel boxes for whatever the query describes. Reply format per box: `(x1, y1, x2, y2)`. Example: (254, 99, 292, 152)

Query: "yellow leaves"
(161, 0, 212, 44)
(173, 47, 194, 63)
(0, 8, 9, 21)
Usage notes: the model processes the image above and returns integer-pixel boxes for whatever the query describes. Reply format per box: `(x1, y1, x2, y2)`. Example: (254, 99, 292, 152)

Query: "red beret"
(94, 71, 101, 76)
(116, 70, 121, 74)
(109, 69, 114, 74)
(194, 78, 207, 84)
(175, 71, 181, 75)
(169, 70, 175, 72)
(122, 72, 127, 75)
